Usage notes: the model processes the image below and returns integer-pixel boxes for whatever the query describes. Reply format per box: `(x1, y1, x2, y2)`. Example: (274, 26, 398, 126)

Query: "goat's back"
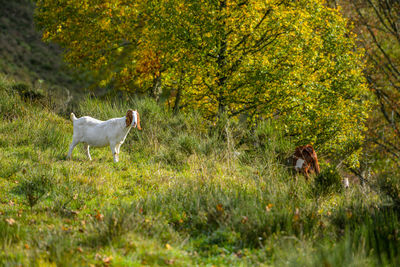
(73, 116, 104, 127)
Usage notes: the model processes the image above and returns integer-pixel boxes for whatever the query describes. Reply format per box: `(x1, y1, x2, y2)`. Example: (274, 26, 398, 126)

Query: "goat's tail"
(70, 113, 77, 122)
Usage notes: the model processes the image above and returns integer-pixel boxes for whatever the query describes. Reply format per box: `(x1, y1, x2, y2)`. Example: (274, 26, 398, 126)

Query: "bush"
(0, 77, 25, 121)
(12, 82, 45, 102)
(314, 165, 342, 195)
(52, 176, 97, 217)
(14, 169, 54, 209)
(177, 134, 199, 155)
(377, 171, 400, 208)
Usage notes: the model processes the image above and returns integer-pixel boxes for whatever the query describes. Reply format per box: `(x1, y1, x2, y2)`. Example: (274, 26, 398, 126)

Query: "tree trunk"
(216, 0, 227, 117)
(150, 72, 162, 102)
(173, 85, 182, 115)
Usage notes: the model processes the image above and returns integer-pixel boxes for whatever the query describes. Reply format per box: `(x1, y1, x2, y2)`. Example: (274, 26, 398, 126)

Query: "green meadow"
(1, 75, 400, 266)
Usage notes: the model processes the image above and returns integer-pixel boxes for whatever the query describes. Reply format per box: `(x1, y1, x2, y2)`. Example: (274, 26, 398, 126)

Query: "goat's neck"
(119, 116, 133, 133)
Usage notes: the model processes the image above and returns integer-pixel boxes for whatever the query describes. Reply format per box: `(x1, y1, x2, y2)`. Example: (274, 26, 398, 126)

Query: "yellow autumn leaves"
(35, 0, 370, 163)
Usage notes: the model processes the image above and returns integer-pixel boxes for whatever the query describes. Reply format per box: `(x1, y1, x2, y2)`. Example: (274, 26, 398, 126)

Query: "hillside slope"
(0, 0, 84, 90)
(1, 75, 399, 266)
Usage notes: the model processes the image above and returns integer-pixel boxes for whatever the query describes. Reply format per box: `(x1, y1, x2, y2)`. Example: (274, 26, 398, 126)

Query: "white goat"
(67, 110, 141, 162)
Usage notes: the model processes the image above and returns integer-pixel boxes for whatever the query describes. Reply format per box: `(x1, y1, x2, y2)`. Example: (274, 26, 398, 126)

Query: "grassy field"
(1, 74, 400, 266)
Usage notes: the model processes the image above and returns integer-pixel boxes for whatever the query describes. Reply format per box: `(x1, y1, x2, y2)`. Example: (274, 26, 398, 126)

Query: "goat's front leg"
(84, 144, 92, 160)
(110, 143, 118, 163)
(116, 143, 122, 160)
(67, 139, 79, 159)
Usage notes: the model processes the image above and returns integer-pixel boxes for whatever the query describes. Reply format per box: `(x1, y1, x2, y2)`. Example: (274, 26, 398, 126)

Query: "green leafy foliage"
(34, 0, 370, 164)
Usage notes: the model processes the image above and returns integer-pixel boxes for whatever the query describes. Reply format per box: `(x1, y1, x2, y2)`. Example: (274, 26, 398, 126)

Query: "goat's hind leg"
(84, 143, 92, 160)
(67, 139, 79, 160)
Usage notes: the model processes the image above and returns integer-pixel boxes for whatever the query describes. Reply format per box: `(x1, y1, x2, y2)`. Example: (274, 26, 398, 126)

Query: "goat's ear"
(135, 110, 142, 130)
(126, 110, 133, 127)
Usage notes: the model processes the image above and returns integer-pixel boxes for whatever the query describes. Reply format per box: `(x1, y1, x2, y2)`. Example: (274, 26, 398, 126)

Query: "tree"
(328, 0, 400, 169)
(35, 0, 369, 163)
(353, 0, 400, 167)
(35, 0, 163, 95)
(152, 0, 370, 161)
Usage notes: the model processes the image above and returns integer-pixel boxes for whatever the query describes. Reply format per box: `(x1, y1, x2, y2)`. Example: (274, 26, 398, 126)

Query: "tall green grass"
(1, 75, 400, 265)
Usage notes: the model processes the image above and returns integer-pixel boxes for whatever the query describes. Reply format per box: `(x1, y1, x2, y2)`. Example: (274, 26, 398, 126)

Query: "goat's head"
(126, 109, 142, 130)
(135, 110, 142, 130)
(126, 109, 134, 127)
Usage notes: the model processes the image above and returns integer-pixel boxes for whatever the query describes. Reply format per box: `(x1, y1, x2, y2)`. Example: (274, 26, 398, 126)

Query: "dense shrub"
(12, 82, 45, 102)
(314, 165, 343, 195)
(0, 77, 25, 121)
(14, 169, 54, 209)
